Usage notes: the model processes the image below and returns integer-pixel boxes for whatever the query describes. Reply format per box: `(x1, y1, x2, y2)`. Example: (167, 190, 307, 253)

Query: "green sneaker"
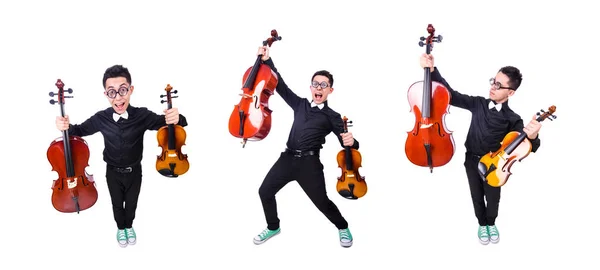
(339, 228, 353, 248)
(488, 225, 499, 244)
(117, 229, 128, 248)
(478, 226, 489, 245)
(125, 227, 136, 245)
(253, 228, 281, 245)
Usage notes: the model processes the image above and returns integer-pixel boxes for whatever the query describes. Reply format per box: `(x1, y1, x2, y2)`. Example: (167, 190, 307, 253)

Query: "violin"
(47, 79, 98, 213)
(478, 105, 557, 187)
(405, 24, 455, 173)
(228, 29, 282, 148)
(336, 116, 367, 200)
(156, 84, 189, 178)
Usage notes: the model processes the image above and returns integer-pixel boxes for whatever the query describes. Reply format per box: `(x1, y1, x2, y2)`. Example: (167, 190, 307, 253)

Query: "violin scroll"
(263, 29, 282, 47)
(49, 79, 74, 105)
(536, 106, 557, 121)
(160, 84, 178, 104)
(418, 24, 442, 52)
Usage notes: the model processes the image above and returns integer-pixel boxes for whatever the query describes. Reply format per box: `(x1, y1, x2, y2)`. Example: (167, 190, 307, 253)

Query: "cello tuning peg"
(66, 88, 73, 93)
(552, 115, 557, 119)
(49, 92, 55, 97)
(172, 90, 178, 94)
(49, 100, 56, 104)
(160, 94, 167, 98)
(436, 35, 443, 42)
(420, 36, 425, 41)
(172, 96, 178, 99)
(161, 100, 167, 104)
(418, 41, 425, 47)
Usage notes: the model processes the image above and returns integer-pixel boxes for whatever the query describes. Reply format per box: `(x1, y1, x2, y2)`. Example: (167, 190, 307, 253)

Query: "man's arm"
(262, 58, 303, 109)
(68, 113, 101, 137)
(431, 67, 480, 111)
(510, 118, 541, 153)
(331, 114, 359, 150)
(146, 109, 188, 131)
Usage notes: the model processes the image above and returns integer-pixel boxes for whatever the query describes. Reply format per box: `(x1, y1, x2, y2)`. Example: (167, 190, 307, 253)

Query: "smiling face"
(104, 77, 134, 114)
(310, 73, 334, 104)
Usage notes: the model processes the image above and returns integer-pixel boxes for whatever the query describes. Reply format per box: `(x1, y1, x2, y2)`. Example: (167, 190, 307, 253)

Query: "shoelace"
(339, 230, 350, 239)
(488, 226, 498, 235)
(259, 229, 271, 239)
(479, 227, 489, 236)
(118, 230, 127, 240)
(126, 229, 135, 237)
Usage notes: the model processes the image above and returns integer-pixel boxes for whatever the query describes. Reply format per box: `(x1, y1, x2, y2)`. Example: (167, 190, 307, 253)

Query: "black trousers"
(464, 153, 501, 226)
(258, 151, 348, 231)
(106, 164, 143, 230)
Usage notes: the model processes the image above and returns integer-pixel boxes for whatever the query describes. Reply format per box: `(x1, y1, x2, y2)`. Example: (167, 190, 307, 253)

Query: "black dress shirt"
(68, 105, 188, 167)
(263, 58, 359, 151)
(431, 67, 540, 156)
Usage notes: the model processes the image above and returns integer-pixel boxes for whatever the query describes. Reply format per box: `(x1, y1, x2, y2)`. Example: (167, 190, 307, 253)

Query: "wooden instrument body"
(405, 80, 455, 168)
(336, 148, 367, 199)
(335, 116, 367, 200)
(47, 79, 98, 213)
(404, 24, 455, 172)
(478, 105, 556, 187)
(156, 124, 189, 177)
(47, 136, 98, 213)
(228, 64, 277, 141)
(156, 84, 189, 178)
(478, 131, 531, 187)
(228, 29, 282, 148)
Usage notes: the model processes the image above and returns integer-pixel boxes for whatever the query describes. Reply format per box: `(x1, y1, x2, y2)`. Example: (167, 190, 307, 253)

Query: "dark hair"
(498, 66, 522, 90)
(103, 65, 132, 88)
(311, 70, 334, 87)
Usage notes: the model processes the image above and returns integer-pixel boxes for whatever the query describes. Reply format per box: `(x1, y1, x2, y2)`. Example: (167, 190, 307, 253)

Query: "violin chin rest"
(157, 169, 178, 178)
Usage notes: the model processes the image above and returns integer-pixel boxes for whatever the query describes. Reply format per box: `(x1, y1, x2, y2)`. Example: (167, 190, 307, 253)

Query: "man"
(55, 64, 188, 248)
(420, 53, 543, 245)
(253, 46, 359, 248)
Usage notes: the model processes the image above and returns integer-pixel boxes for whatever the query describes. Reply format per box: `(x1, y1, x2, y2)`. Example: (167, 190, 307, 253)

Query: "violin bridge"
(67, 178, 78, 189)
(168, 153, 177, 157)
(347, 174, 355, 177)
(420, 123, 433, 129)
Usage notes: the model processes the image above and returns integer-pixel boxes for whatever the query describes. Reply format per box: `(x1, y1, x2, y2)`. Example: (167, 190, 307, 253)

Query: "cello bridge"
(168, 153, 177, 157)
(347, 174, 355, 177)
(239, 93, 252, 98)
(67, 178, 78, 189)
(420, 123, 433, 129)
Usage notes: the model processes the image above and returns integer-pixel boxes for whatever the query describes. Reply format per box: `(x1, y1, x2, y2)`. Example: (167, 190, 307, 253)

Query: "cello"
(478, 105, 557, 187)
(405, 24, 455, 173)
(156, 84, 189, 177)
(228, 29, 282, 148)
(47, 79, 98, 213)
(336, 116, 367, 200)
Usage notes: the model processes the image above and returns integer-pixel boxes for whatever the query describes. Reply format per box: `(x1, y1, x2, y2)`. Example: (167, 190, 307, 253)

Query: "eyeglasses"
(105, 86, 130, 99)
(311, 81, 329, 89)
(489, 78, 514, 90)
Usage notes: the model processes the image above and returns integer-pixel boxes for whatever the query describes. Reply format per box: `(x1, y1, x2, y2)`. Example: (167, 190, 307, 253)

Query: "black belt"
(108, 164, 135, 174)
(284, 148, 319, 157)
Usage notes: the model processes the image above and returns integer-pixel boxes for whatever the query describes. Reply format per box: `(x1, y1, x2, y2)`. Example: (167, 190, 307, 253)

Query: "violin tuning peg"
(172, 90, 178, 94)
(161, 100, 167, 104)
(552, 115, 557, 119)
(49, 92, 54, 97)
(420, 36, 426, 41)
(172, 96, 178, 99)
(160, 94, 166, 98)
(437, 35, 443, 42)
(49, 100, 56, 104)
(418, 41, 425, 47)
(67, 88, 73, 93)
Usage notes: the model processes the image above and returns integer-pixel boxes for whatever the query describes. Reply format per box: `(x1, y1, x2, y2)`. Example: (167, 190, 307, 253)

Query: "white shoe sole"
(490, 238, 499, 244)
(340, 241, 353, 248)
(119, 241, 128, 248)
(479, 239, 490, 245)
(253, 230, 281, 245)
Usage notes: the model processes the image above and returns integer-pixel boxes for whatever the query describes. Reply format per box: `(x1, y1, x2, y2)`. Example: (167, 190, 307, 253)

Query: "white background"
(1, 0, 598, 269)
